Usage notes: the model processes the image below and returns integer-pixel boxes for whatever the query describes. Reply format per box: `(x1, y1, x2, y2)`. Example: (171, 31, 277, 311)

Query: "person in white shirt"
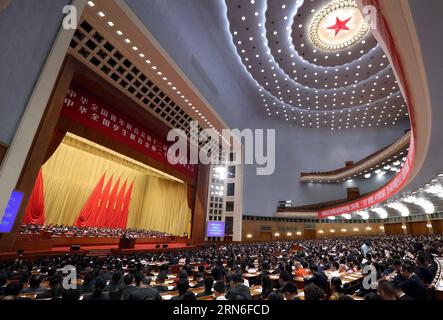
(328, 261, 341, 280)
(361, 241, 370, 257)
(213, 280, 227, 300)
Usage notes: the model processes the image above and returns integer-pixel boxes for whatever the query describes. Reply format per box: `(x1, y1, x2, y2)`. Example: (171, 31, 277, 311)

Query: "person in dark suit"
(281, 281, 300, 301)
(3, 282, 30, 300)
(415, 255, 433, 285)
(211, 261, 226, 281)
(260, 275, 274, 300)
(153, 272, 169, 293)
(121, 273, 138, 300)
(193, 273, 205, 288)
(105, 271, 123, 292)
(101, 265, 114, 282)
(304, 283, 326, 300)
(214, 280, 227, 300)
(61, 288, 81, 301)
(377, 279, 397, 300)
(128, 286, 161, 300)
(36, 276, 63, 300)
(399, 263, 426, 300)
(425, 255, 438, 279)
(304, 264, 328, 292)
(80, 271, 95, 294)
(197, 277, 214, 297)
(391, 259, 405, 282)
(84, 277, 109, 300)
(392, 280, 413, 300)
(0, 272, 8, 297)
(227, 273, 252, 300)
(171, 279, 190, 300)
(20, 274, 46, 294)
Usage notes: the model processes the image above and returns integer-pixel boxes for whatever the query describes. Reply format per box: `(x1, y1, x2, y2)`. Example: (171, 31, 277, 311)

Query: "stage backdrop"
(40, 133, 191, 236)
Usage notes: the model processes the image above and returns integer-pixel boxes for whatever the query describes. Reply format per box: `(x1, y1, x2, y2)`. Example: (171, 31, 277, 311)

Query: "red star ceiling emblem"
(327, 16, 352, 36)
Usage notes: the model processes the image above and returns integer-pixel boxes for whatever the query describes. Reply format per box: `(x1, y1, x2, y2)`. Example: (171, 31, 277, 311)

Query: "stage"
(0, 235, 201, 262)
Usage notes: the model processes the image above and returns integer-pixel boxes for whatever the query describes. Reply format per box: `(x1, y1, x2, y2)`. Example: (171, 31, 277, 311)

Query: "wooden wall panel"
(304, 229, 316, 240)
(432, 220, 443, 234)
(241, 220, 384, 241)
(384, 223, 405, 235)
(407, 221, 431, 235)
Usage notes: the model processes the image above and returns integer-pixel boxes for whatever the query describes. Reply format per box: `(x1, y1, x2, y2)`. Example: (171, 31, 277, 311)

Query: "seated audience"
(0, 234, 440, 301)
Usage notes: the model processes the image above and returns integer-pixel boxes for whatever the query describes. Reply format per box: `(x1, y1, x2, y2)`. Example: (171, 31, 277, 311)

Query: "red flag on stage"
(110, 179, 127, 228)
(118, 180, 134, 229)
(103, 177, 120, 227)
(93, 175, 113, 227)
(75, 174, 106, 227)
(23, 168, 46, 225)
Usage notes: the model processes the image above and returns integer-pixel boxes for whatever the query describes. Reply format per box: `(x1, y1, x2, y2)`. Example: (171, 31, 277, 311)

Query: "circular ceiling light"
(308, 0, 369, 51)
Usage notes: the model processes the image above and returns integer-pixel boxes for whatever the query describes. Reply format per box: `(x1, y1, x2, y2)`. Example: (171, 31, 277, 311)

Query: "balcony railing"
(300, 131, 410, 183)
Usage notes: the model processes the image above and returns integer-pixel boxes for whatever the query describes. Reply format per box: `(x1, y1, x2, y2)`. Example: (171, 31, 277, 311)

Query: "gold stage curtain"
(41, 134, 191, 236)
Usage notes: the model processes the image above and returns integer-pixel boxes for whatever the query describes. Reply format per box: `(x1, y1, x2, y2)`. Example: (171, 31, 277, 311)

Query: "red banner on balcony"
(318, 131, 415, 218)
(60, 84, 197, 178)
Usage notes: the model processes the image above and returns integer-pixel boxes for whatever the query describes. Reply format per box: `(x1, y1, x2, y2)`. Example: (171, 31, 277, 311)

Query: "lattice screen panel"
(68, 19, 219, 153)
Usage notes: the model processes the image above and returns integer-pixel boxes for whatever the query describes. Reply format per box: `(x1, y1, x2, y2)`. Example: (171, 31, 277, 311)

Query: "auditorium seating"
(1, 234, 441, 301)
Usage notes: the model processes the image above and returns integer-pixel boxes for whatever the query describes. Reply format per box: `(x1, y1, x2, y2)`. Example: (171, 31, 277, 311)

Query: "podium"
(118, 238, 136, 249)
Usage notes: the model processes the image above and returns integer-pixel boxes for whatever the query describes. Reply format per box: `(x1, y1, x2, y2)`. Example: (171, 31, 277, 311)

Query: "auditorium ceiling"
(224, 0, 409, 129)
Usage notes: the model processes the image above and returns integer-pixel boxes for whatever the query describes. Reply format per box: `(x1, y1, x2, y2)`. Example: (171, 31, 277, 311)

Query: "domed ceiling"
(224, 0, 409, 129)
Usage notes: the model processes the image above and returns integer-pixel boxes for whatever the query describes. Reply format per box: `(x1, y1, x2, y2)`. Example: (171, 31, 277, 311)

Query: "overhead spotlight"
(214, 166, 227, 180)
(387, 202, 409, 217)
(425, 184, 443, 197)
(357, 211, 369, 220)
(364, 173, 371, 179)
(403, 196, 434, 214)
(372, 207, 388, 219)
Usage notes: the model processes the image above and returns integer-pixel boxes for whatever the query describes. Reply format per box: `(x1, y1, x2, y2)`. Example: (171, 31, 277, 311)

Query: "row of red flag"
(22, 169, 134, 229)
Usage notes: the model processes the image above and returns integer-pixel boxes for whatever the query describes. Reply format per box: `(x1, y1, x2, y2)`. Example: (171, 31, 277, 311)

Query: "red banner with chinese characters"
(61, 84, 197, 179)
